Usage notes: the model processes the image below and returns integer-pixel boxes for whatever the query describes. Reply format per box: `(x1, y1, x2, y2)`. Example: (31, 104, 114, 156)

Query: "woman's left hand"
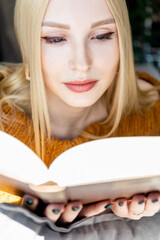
(111, 192, 160, 220)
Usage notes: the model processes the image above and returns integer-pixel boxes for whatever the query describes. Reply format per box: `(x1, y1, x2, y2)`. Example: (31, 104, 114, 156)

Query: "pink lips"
(64, 79, 98, 93)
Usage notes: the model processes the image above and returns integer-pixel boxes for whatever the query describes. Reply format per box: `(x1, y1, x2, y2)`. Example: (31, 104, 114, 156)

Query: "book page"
(48, 137, 160, 187)
(0, 131, 49, 185)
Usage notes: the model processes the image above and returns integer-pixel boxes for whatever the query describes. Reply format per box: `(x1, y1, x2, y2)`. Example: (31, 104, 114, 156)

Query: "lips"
(64, 79, 98, 93)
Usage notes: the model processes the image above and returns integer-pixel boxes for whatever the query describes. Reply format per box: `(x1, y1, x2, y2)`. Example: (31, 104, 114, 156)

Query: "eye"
(42, 36, 66, 44)
(92, 32, 114, 41)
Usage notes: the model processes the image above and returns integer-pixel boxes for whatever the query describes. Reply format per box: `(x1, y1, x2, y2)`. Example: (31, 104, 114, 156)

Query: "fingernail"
(138, 200, 145, 205)
(104, 203, 113, 209)
(26, 199, 34, 205)
(72, 206, 80, 211)
(152, 199, 159, 203)
(118, 202, 124, 207)
(52, 209, 61, 214)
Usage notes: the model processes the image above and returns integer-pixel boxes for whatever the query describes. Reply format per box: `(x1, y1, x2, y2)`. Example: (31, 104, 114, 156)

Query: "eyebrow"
(42, 18, 115, 29)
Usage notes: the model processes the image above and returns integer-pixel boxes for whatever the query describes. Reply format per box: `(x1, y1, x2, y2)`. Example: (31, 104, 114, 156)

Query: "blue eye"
(53, 37, 65, 43)
(94, 32, 114, 41)
(42, 37, 65, 44)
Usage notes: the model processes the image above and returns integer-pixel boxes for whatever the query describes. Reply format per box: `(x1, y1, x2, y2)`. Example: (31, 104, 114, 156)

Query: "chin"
(65, 98, 98, 108)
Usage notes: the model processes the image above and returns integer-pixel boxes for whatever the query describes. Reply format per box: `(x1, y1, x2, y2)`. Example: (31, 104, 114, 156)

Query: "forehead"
(43, 0, 114, 25)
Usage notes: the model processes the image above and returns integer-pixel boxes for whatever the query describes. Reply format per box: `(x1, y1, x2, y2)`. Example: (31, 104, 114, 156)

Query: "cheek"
(93, 41, 120, 76)
(41, 45, 66, 81)
(41, 47, 53, 77)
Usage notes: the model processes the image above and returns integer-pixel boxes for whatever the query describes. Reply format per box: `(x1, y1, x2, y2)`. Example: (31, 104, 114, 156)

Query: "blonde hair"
(0, 0, 157, 161)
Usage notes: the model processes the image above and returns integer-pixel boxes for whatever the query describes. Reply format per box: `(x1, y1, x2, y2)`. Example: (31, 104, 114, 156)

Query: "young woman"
(0, 0, 160, 231)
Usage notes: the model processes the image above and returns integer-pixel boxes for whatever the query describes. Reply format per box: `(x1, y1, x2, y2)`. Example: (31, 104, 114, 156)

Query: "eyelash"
(42, 32, 114, 45)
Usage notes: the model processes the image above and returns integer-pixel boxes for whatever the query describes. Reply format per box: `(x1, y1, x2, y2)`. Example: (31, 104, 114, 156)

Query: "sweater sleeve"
(136, 71, 160, 87)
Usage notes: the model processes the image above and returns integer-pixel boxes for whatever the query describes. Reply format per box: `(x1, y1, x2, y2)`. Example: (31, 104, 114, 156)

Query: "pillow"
(0, 203, 160, 239)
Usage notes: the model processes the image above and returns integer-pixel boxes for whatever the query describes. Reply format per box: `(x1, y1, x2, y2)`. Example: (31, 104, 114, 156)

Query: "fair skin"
(23, 0, 160, 225)
(40, 0, 119, 139)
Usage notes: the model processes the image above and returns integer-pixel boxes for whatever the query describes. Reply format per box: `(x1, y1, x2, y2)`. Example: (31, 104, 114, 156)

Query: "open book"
(0, 131, 160, 204)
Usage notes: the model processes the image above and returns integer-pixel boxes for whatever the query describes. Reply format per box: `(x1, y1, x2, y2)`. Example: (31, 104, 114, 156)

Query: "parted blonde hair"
(0, 0, 157, 161)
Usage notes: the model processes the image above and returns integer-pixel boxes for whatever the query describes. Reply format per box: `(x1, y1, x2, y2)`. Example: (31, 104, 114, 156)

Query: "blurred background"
(0, 0, 160, 79)
(126, 0, 160, 80)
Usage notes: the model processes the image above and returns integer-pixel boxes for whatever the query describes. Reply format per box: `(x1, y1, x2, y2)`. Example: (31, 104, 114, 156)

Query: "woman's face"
(41, 0, 119, 108)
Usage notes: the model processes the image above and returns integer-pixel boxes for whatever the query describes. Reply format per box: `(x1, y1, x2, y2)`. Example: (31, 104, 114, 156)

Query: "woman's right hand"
(22, 194, 112, 226)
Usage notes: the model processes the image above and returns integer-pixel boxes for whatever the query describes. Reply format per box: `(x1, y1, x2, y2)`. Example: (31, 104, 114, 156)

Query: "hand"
(22, 194, 112, 226)
(111, 192, 160, 220)
(22, 192, 160, 225)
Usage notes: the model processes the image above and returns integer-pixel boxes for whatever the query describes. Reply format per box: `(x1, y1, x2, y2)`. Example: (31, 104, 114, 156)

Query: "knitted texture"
(0, 72, 160, 204)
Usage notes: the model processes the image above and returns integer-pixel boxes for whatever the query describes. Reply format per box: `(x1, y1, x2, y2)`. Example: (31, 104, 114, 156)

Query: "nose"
(69, 43, 92, 72)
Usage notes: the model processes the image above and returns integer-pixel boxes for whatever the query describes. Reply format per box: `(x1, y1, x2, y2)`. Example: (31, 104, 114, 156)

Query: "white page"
(48, 137, 160, 186)
(0, 131, 48, 184)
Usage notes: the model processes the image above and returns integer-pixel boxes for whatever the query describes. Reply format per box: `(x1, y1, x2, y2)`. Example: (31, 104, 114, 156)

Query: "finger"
(79, 200, 112, 218)
(44, 203, 65, 223)
(58, 201, 83, 224)
(144, 192, 160, 216)
(129, 195, 146, 219)
(22, 194, 39, 211)
(111, 198, 128, 218)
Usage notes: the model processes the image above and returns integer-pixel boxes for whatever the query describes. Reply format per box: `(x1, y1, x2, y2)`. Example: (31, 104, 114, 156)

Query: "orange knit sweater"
(0, 72, 160, 204)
